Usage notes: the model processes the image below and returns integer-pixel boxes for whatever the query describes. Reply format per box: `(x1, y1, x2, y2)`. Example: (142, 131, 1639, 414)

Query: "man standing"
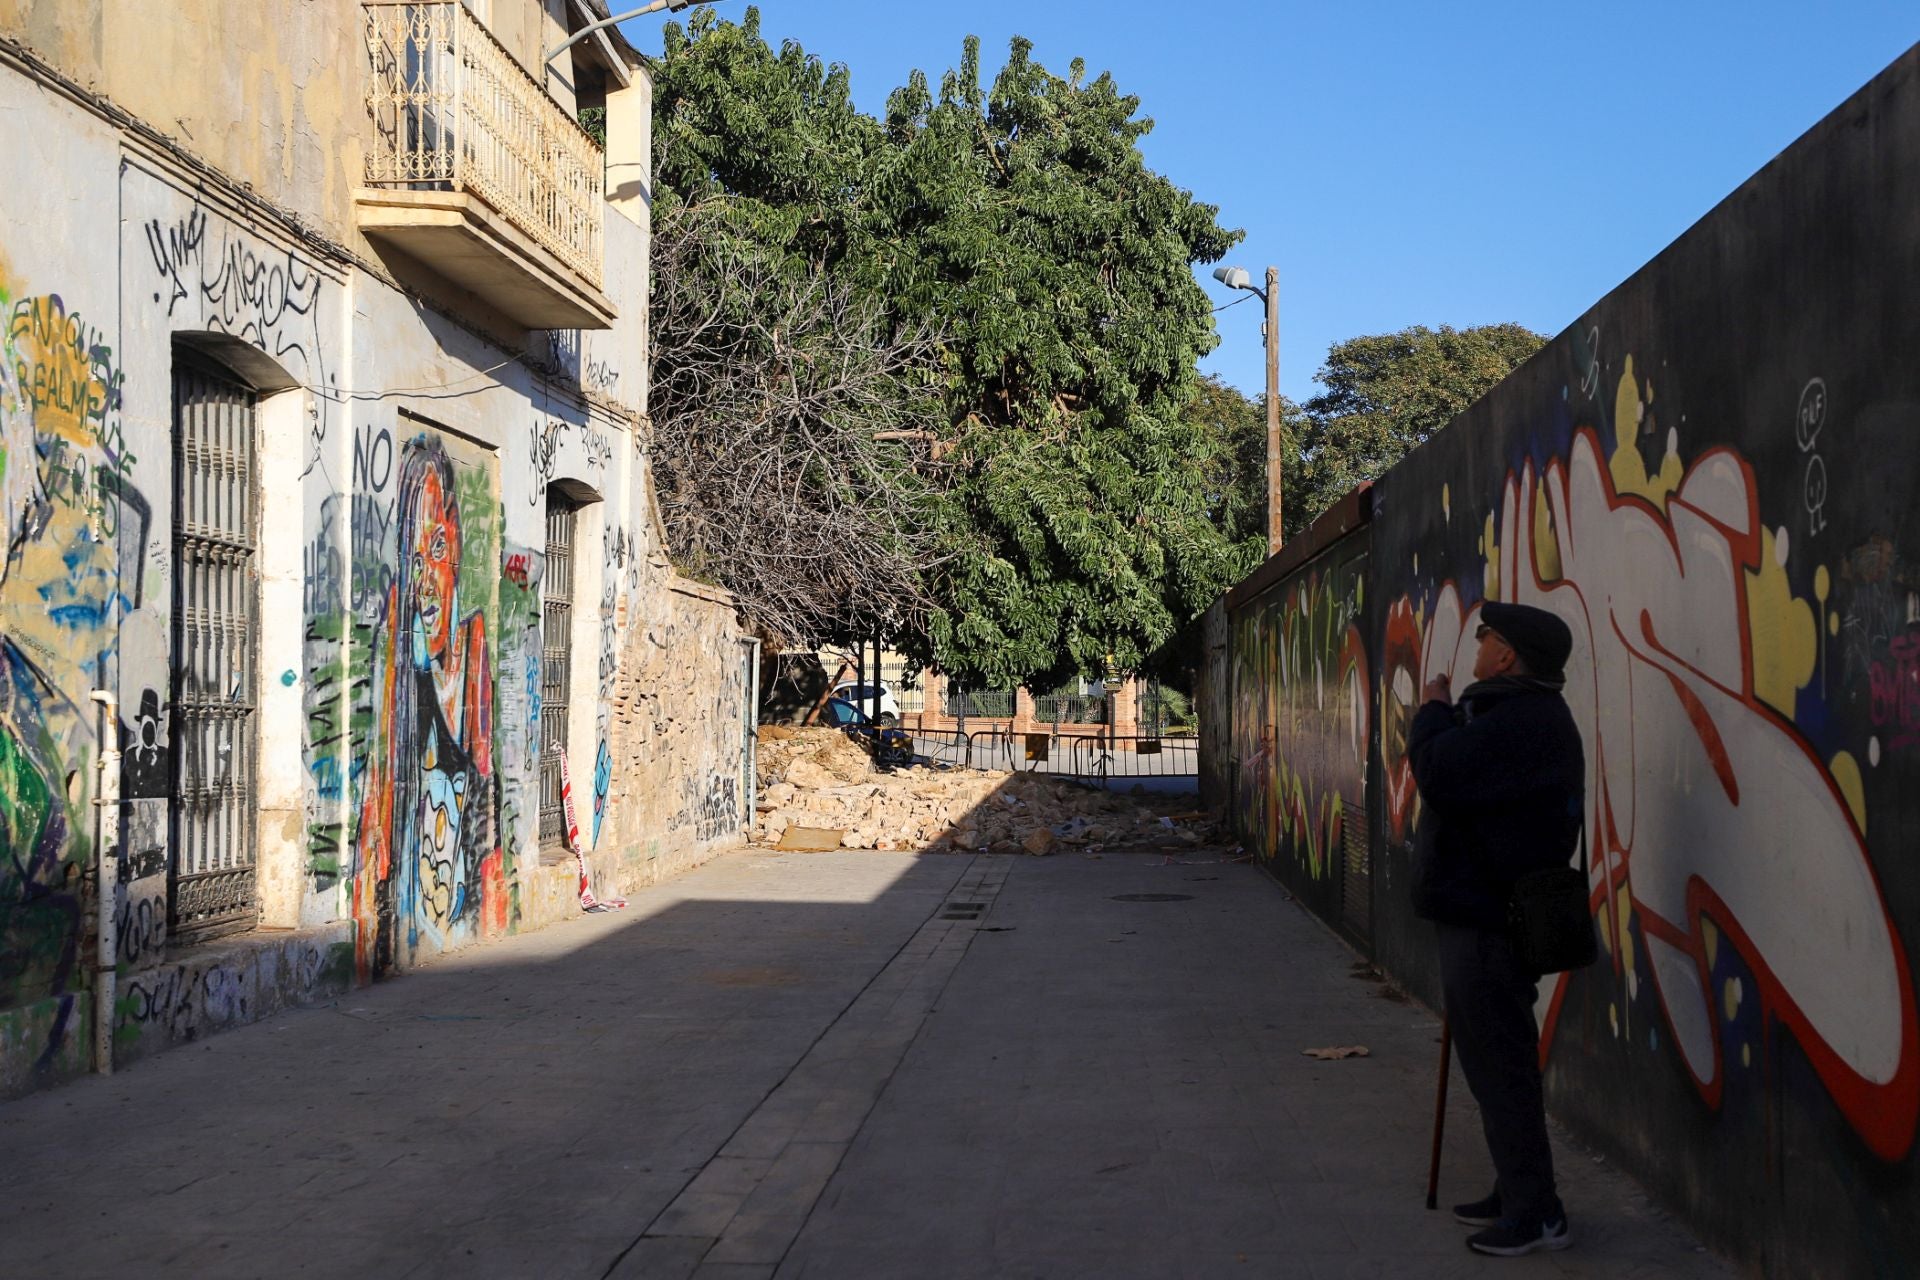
(1409, 601, 1584, 1257)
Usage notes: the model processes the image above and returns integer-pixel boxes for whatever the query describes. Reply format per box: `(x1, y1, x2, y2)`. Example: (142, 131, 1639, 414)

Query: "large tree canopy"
(1292, 323, 1546, 526)
(647, 8, 1249, 688)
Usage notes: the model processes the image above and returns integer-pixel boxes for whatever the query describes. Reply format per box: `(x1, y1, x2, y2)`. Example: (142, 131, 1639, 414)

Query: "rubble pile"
(752, 727, 1213, 853)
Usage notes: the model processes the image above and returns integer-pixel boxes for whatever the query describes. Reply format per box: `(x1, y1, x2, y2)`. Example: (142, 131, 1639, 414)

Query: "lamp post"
(544, 0, 717, 70)
(1213, 264, 1282, 555)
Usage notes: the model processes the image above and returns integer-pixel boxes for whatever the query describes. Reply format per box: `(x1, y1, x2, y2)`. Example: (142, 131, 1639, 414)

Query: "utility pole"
(1263, 266, 1282, 554)
(1213, 263, 1284, 556)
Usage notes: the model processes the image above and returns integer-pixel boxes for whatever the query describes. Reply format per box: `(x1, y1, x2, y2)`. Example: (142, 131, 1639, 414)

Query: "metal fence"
(946, 687, 1015, 720)
(905, 728, 1196, 780)
(363, 1, 604, 284)
(1032, 691, 1107, 725)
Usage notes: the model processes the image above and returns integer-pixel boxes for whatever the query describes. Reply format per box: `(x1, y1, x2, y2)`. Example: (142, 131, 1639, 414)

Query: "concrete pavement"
(0, 844, 1735, 1279)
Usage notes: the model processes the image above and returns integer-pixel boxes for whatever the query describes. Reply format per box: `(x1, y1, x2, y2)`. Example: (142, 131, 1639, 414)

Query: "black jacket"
(1407, 680, 1584, 931)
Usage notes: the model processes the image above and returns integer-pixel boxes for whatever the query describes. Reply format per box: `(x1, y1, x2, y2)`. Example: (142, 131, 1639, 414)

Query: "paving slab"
(0, 843, 1736, 1279)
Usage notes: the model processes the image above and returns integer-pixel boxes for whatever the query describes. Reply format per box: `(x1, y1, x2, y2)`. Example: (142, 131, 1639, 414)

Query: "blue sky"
(619, 3, 1919, 405)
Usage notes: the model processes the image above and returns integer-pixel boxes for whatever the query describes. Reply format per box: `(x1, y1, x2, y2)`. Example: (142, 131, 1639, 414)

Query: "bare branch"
(647, 197, 953, 650)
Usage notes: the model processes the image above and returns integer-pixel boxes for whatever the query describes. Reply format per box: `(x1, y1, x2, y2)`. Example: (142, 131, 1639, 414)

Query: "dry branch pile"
(647, 199, 951, 648)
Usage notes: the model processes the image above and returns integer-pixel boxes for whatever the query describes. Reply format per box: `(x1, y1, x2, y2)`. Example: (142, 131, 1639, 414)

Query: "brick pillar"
(1013, 686, 1037, 734)
(922, 671, 947, 731)
(1111, 679, 1139, 738)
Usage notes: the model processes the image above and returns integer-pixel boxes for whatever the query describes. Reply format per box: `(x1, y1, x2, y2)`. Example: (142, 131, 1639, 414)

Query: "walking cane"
(1425, 1013, 1452, 1209)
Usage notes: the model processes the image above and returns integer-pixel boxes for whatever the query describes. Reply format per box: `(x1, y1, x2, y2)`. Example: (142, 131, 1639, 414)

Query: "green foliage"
(650, 8, 1250, 689)
(1293, 323, 1546, 529)
(1182, 373, 1317, 550)
(578, 106, 605, 147)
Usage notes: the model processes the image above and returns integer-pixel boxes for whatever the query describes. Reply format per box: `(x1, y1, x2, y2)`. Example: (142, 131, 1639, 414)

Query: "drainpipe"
(742, 637, 761, 833)
(87, 690, 121, 1076)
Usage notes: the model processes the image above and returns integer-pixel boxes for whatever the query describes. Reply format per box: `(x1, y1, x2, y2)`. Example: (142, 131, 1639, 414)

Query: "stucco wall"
(0, 25, 746, 1098)
(0, 1, 609, 254)
(1220, 44, 1920, 1276)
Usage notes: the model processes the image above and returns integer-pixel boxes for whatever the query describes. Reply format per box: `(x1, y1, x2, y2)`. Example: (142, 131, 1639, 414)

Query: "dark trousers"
(1437, 922, 1560, 1225)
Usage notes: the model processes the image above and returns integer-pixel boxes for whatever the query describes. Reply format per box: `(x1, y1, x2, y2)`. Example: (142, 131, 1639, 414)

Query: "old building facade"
(0, 0, 752, 1095)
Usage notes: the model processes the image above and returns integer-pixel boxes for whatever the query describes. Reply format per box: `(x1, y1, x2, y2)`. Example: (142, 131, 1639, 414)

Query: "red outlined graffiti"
(1386, 427, 1918, 1161)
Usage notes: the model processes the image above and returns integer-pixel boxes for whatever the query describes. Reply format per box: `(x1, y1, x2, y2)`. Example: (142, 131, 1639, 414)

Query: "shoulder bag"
(1506, 815, 1598, 975)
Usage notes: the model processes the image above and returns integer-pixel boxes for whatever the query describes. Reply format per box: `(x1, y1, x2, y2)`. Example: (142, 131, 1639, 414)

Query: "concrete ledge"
(113, 924, 355, 1069)
(355, 187, 616, 330)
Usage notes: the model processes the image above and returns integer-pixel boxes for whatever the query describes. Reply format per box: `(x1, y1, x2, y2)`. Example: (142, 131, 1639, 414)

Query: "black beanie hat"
(1480, 601, 1574, 676)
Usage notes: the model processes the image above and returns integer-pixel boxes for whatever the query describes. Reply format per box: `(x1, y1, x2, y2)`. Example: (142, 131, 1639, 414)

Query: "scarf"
(1455, 672, 1566, 724)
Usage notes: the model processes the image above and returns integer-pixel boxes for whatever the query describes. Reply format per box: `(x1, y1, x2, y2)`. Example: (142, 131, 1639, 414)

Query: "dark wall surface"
(1229, 531, 1372, 936)
(1224, 43, 1920, 1277)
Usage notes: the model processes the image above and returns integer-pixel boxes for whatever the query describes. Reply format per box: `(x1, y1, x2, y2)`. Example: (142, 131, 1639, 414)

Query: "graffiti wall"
(1221, 47, 1920, 1276)
(350, 428, 508, 977)
(1229, 538, 1371, 928)
(0, 28, 748, 1098)
(0, 260, 118, 1089)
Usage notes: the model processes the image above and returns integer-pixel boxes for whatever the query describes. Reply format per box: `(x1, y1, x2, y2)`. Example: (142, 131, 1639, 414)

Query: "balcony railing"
(363, 1, 604, 287)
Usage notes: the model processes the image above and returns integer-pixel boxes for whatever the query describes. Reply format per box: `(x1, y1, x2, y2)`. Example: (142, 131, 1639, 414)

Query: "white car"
(831, 681, 900, 726)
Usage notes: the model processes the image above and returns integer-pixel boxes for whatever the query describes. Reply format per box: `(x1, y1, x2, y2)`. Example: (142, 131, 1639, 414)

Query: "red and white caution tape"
(556, 743, 625, 912)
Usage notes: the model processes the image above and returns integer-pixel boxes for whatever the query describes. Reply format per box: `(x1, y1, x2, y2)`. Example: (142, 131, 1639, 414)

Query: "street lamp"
(1213, 263, 1282, 555)
(544, 0, 719, 69)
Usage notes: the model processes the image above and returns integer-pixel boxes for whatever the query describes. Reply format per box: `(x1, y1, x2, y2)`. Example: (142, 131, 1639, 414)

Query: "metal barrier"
(906, 727, 1196, 780)
(1061, 733, 1198, 781)
(909, 728, 973, 770)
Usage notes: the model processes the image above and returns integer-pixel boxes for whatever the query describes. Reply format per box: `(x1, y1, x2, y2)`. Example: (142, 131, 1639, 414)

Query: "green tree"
(1182, 374, 1319, 549)
(876, 37, 1246, 688)
(1292, 323, 1546, 528)
(648, 9, 1251, 688)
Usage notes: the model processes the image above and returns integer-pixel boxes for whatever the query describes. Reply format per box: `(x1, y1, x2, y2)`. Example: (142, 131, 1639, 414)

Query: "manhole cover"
(1110, 893, 1194, 902)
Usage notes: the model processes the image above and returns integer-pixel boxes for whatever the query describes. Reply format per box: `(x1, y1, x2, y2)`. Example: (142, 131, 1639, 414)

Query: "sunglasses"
(1474, 624, 1505, 643)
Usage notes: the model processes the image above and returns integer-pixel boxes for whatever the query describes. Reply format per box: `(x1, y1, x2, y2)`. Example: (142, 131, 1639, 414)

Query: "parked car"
(830, 680, 901, 726)
(821, 697, 914, 767)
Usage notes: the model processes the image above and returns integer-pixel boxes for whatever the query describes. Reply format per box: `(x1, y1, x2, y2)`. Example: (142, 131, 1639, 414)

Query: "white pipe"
(87, 690, 120, 1076)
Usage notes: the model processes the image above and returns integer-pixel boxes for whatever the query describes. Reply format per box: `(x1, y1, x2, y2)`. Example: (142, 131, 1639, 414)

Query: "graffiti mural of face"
(410, 468, 460, 663)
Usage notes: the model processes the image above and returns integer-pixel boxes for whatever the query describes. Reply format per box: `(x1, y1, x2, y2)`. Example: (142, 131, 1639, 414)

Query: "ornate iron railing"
(363, 2, 604, 286)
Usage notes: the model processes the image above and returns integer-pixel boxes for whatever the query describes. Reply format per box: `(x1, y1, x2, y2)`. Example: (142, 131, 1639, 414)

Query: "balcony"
(359, 1, 616, 329)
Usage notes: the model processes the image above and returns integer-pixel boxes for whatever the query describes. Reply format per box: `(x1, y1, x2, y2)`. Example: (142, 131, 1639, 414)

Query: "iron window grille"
(169, 356, 261, 943)
(538, 494, 577, 848)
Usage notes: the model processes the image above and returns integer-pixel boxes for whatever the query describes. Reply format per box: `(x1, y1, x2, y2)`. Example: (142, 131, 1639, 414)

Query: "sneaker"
(1466, 1216, 1571, 1256)
(1451, 1191, 1502, 1227)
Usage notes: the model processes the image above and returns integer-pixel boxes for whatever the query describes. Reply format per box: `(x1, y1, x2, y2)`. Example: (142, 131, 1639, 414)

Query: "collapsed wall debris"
(752, 727, 1216, 854)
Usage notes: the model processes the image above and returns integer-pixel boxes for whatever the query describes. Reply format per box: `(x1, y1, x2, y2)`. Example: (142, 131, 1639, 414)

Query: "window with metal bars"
(538, 493, 577, 849)
(169, 355, 261, 943)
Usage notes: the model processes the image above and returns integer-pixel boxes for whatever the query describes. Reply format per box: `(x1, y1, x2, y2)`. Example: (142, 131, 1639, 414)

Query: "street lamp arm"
(545, 0, 722, 69)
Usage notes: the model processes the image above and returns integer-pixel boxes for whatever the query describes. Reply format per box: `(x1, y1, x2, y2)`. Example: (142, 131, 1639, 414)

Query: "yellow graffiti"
(1831, 750, 1866, 835)
(1745, 527, 1818, 715)
(1607, 357, 1684, 506)
(5, 293, 118, 443)
(1531, 484, 1562, 582)
(1482, 513, 1500, 601)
